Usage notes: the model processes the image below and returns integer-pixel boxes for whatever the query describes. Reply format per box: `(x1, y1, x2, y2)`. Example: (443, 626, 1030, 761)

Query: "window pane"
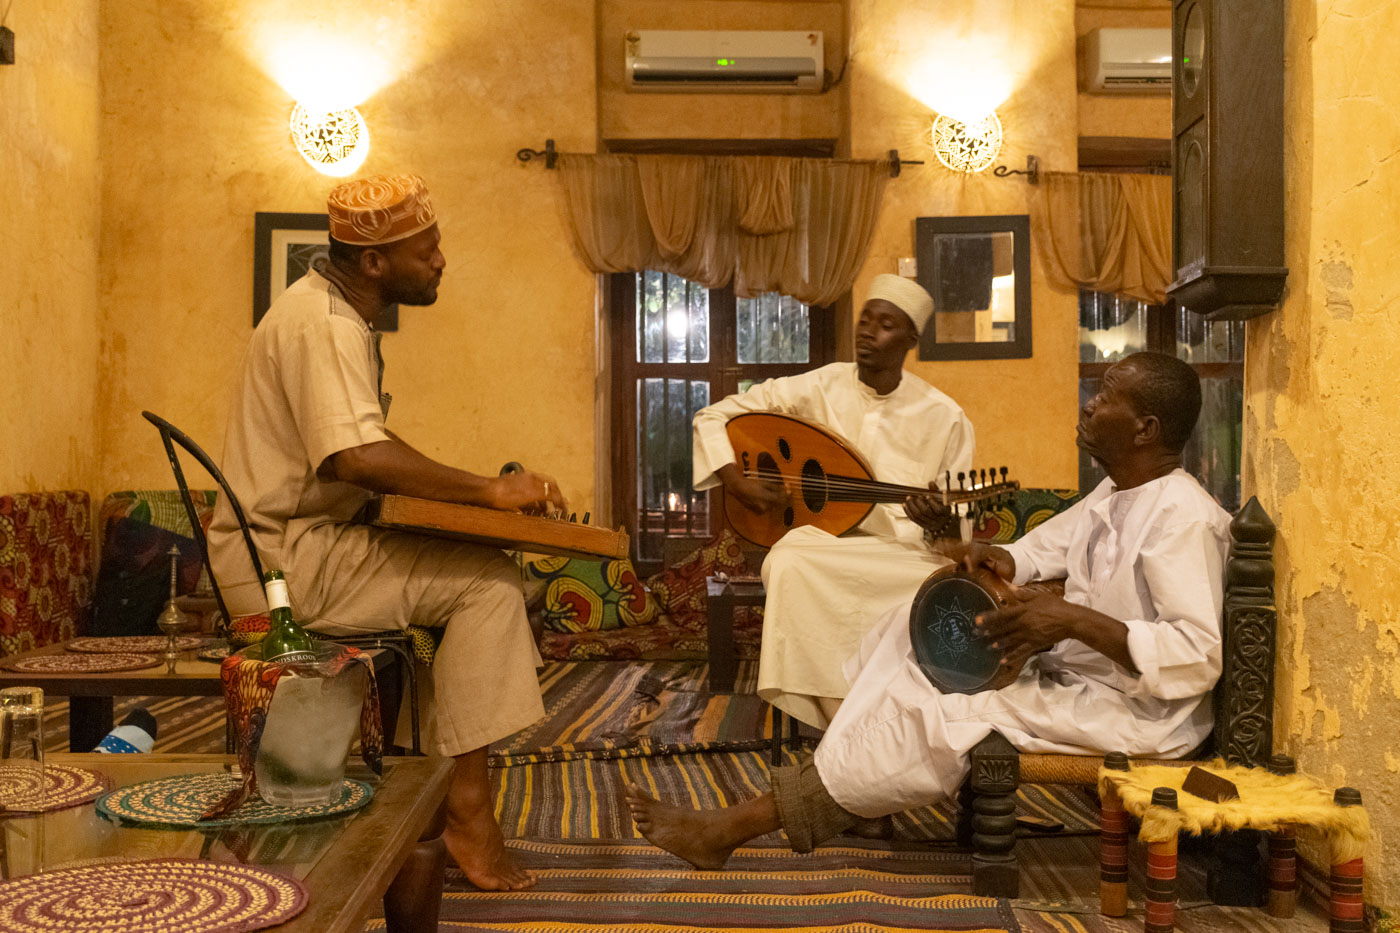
(1079, 290, 1149, 363)
(688, 280, 709, 363)
(639, 271, 664, 363)
(1183, 375, 1243, 511)
(635, 377, 710, 561)
(1175, 307, 1244, 363)
(737, 292, 810, 364)
(666, 274, 689, 363)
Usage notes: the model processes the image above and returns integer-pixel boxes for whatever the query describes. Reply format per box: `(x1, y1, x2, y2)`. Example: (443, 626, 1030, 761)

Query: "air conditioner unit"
(625, 30, 824, 93)
(1083, 28, 1171, 94)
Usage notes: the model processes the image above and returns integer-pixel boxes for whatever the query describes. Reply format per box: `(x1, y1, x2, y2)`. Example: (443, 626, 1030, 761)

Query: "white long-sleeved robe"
(813, 469, 1231, 817)
(692, 362, 974, 727)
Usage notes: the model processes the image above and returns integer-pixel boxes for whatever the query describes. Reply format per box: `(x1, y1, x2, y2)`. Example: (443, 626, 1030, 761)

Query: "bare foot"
(444, 809, 537, 891)
(624, 783, 740, 870)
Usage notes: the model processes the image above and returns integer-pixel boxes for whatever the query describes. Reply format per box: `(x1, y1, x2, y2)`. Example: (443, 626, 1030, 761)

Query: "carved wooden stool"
(1097, 755, 1369, 932)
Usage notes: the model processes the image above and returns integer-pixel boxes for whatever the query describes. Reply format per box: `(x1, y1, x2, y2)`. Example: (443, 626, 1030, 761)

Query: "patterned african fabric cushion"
(643, 529, 751, 632)
(523, 556, 660, 633)
(971, 488, 1081, 544)
(0, 491, 93, 656)
(91, 489, 216, 637)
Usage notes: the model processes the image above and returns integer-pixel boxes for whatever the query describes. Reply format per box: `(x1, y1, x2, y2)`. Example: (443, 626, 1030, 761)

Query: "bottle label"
(264, 577, 291, 612)
(263, 646, 317, 665)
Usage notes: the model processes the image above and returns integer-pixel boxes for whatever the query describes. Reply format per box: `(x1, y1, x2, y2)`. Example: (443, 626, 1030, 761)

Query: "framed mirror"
(915, 214, 1031, 360)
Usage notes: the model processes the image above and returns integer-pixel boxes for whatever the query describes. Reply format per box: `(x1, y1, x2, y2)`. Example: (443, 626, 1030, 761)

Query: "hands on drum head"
(932, 540, 1016, 580)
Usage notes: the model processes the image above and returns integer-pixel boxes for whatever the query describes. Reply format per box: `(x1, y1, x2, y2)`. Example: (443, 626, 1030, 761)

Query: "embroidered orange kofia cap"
(327, 174, 437, 246)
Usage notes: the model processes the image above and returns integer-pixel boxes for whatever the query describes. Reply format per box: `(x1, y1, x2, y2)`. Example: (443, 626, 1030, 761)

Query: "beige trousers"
(277, 523, 544, 758)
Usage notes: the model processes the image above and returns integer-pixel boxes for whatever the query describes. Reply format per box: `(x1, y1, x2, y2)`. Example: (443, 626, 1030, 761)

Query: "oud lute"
(723, 412, 1016, 548)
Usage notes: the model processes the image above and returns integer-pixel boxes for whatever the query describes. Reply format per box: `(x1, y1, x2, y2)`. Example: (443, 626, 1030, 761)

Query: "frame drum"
(908, 565, 1017, 694)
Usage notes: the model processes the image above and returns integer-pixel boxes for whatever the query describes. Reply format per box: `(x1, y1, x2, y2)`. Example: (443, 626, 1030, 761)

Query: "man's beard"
(387, 281, 438, 306)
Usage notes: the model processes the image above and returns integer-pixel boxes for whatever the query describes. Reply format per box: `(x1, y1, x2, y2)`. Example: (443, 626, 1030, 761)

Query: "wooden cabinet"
(1169, 0, 1287, 321)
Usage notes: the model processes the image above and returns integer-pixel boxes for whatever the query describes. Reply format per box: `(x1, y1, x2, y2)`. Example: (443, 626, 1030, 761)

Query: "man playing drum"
(630, 352, 1230, 867)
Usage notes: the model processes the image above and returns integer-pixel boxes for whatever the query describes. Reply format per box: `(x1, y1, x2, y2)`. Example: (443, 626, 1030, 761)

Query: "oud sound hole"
(783, 506, 795, 527)
(755, 451, 779, 483)
(778, 437, 792, 460)
(800, 459, 827, 513)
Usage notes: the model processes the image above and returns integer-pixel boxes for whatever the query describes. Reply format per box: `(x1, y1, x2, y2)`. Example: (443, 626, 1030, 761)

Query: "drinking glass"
(0, 686, 45, 811)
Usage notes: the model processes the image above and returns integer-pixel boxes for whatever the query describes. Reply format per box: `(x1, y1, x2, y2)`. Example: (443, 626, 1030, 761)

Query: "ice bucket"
(253, 643, 368, 807)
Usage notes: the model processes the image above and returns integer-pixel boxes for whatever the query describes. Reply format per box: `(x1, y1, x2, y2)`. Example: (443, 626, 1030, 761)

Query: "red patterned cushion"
(523, 556, 660, 633)
(0, 492, 93, 656)
(644, 530, 751, 632)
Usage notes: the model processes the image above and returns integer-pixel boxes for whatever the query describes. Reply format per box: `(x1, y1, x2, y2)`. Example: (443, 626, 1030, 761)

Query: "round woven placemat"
(96, 771, 374, 828)
(0, 857, 306, 933)
(66, 636, 205, 655)
(0, 653, 160, 674)
(0, 763, 111, 814)
(196, 644, 230, 663)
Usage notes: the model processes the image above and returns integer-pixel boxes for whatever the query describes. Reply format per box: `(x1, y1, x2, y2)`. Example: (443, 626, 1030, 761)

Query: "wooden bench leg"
(1329, 855, 1364, 933)
(384, 800, 448, 933)
(1099, 783, 1129, 917)
(1145, 834, 1178, 933)
(1266, 824, 1297, 918)
(968, 731, 1019, 898)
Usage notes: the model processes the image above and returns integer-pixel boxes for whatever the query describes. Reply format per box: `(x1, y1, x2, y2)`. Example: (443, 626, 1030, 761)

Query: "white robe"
(813, 470, 1231, 817)
(692, 362, 975, 727)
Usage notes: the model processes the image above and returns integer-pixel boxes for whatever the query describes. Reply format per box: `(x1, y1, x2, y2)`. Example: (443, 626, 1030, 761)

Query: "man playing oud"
(691, 274, 975, 729)
(632, 352, 1230, 867)
(211, 174, 559, 890)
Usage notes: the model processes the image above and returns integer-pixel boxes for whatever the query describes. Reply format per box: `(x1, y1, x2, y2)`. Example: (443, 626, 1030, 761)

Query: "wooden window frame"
(608, 272, 836, 573)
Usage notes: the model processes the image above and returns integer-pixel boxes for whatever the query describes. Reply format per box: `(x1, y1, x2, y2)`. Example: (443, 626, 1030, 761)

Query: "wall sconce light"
(930, 112, 1003, 174)
(289, 103, 370, 177)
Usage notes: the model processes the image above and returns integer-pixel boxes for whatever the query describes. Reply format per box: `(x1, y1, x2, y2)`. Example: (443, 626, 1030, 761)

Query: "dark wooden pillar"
(968, 731, 1019, 897)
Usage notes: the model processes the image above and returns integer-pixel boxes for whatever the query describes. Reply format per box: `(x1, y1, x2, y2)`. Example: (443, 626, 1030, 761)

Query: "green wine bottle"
(261, 569, 317, 664)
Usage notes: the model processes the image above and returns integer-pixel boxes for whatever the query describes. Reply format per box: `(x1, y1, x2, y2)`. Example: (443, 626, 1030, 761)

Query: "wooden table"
(705, 576, 766, 693)
(0, 640, 403, 752)
(1, 753, 453, 933)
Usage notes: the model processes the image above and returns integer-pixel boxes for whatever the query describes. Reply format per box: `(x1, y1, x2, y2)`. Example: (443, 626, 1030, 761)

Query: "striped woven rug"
(365, 839, 1019, 933)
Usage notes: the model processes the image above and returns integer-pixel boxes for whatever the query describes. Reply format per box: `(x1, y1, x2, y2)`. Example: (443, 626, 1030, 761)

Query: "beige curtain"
(1031, 171, 1172, 305)
(555, 154, 889, 307)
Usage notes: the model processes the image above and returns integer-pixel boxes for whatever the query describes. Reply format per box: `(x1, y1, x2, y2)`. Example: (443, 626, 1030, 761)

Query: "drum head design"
(909, 575, 1003, 694)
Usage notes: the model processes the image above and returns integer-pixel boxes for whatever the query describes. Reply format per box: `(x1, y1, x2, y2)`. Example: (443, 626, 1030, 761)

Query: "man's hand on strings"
(904, 483, 957, 535)
(492, 470, 567, 515)
(718, 463, 789, 514)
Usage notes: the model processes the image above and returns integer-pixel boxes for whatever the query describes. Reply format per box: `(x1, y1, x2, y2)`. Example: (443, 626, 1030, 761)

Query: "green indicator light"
(717, 58, 731, 66)
(1183, 57, 1191, 63)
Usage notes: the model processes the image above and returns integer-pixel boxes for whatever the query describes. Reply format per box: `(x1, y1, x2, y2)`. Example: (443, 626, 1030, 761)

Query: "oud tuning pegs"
(957, 471, 966, 490)
(999, 466, 1008, 484)
(980, 468, 988, 488)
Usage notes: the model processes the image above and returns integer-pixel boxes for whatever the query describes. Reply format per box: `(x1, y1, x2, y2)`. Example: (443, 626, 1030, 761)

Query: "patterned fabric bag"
(202, 645, 382, 820)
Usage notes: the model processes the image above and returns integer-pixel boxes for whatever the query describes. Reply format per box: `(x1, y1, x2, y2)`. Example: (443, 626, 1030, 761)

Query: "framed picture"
(915, 214, 1031, 361)
(252, 212, 398, 330)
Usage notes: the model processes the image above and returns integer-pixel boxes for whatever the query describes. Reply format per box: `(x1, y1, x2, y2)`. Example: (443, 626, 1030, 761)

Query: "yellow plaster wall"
(1075, 3, 1171, 140)
(849, 0, 1081, 488)
(0, 1, 102, 494)
(94, 1, 599, 511)
(597, 0, 844, 144)
(1245, 0, 1400, 904)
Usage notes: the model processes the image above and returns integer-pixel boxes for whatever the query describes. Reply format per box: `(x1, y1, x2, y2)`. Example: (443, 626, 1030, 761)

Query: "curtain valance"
(555, 154, 889, 307)
(1031, 171, 1172, 305)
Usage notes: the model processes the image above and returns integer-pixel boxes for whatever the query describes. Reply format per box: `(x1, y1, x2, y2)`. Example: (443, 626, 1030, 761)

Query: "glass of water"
(0, 686, 45, 811)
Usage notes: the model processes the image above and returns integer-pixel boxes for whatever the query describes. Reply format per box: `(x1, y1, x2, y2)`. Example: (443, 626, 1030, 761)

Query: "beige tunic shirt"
(210, 269, 391, 612)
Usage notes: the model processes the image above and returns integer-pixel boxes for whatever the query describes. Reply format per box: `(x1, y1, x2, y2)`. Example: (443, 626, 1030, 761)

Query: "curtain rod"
(992, 155, 1040, 184)
(514, 139, 924, 178)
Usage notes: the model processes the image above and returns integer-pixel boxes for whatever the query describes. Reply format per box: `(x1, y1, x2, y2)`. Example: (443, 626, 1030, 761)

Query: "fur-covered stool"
(1097, 753, 1368, 933)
